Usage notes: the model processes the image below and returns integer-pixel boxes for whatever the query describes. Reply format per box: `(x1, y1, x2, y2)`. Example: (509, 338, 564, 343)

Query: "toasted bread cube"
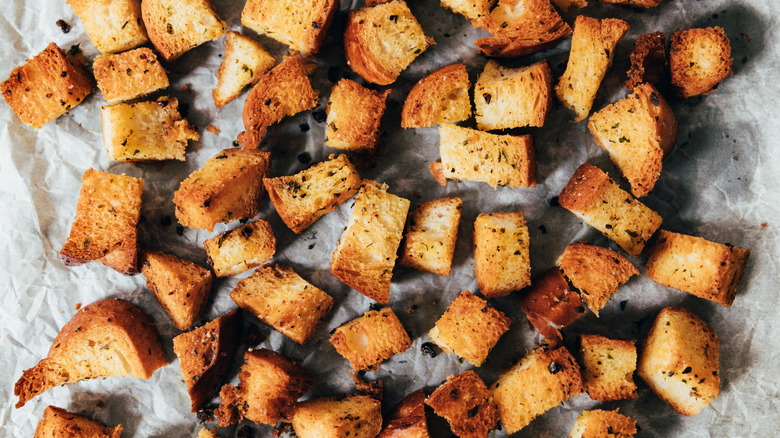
(519, 268, 585, 340)
(558, 163, 662, 256)
(101, 97, 198, 161)
(473, 212, 531, 297)
(141, 0, 225, 61)
(646, 230, 750, 307)
(213, 32, 276, 108)
(67, 0, 148, 53)
(490, 344, 583, 434)
(580, 334, 637, 401)
(439, 124, 536, 188)
(475, 60, 553, 130)
(557, 242, 639, 315)
(1, 43, 94, 129)
(197, 429, 217, 438)
(551, 0, 588, 11)
(429, 291, 511, 367)
(378, 389, 430, 438)
(401, 63, 471, 129)
(204, 220, 276, 277)
(93, 48, 168, 103)
(330, 307, 412, 371)
(330, 182, 410, 304)
(626, 31, 667, 90)
(670, 27, 732, 98)
(555, 16, 630, 122)
(638, 307, 720, 416)
(440, 0, 495, 21)
(35, 406, 122, 438)
(174, 148, 271, 231)
(570, 409, 637, 438)
(344, 0, 432, 86)
(325, 79, 391, 153)
(598, 0, 661, 7)
(292, 395, 382, 438)
(242, 0, 339, 56)
(399, 197, 462, 276)
(426, 371, 499, 438)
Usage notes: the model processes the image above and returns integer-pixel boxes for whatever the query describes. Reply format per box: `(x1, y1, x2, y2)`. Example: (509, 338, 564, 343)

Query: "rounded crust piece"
(670, 26, 733, 98)
(401, 63, 471, 128)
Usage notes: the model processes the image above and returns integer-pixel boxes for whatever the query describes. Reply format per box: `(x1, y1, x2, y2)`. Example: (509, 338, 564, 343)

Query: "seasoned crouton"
(93, 48, 168, 103)
(141, 0, 225, 61)
(378, 389, 430, 438)
(173, 148, 271, 231)
(555, 16, 630, 122)
(519, 268, 585, 340)
(204, 220, 276, 277)
(1, 43, 94, 128)
(570, 409, 637, 438)
(638, 306, 720, 416)
(401, 63, 471, 129)
(551, 0, 588, 11)
(426, 371, 499, 438)
(344, 0, 432, 85)
(579, 334, 637, 401)
(646, 230, 750, 307)
(473, 211, 531, 297)
(325, 78, 391, 153)
(292, 395, 382, 438)
(34, 406, 122, 438)
(626, 31, 667, 90)
(399, 197, 463, 276)
(475, 59, 553, 130)
(197, 429, 217, 438)
(440, 0, 496, 22)
(241, 0, 339, 56)
(330, 307, 412, 371)
(670, 27, 733, 98)
(213, 31, 276, 108)
(67, 0, 148, 53)
(598, 0, 662, 7)
(558, 162, 662, 256)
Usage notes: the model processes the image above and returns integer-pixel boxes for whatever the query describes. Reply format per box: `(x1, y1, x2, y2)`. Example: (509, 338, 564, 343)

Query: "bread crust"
(213, 31, 276, 108)
(34, 405, 122, 438)
(475, 59, 553, 130)
(93, 48, 168, 103)
(141, 0, 225, 61)
(377, 389, 430, 438)
(425, 370, 499, 438)
(626, 31, 667, 91)
(241, 0, 339, 56)
(670, 27, 732, 98)
(519, 268, 585, 340)
(204, 220, 276, 277)
(325, 78, 390, 153)
(579, 334, 638, 401)
(401, 63, 471, 128)
(292, 395, 382, 438)
(475, 0, 571, 58)
(330, 307, 412, 371)
(473, 211, 531, 297)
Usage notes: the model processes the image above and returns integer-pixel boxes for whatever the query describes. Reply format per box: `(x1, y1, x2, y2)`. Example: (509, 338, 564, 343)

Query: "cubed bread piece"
(519, 268, 585, 340)
(551, 0, 588, 11)
(646, 230, 750, 307)
(141, 0, 225, 61)
(637, 306, 720, 416)
(440, 0, 495, 22)
(473, 211, 531, 297)
(93, 48, 168, 103)
(140, 250, 213, 330)
(325, 78, 391, 153)
(344, 0, 432, 86)
(378, 389, 430, 438)
(399, 197, 462, 276)
(101, 97, 198, 161)
(1, 43, 94, 128)
(475, 60, 553, 130)
(426, 371, 499, 438)
(213, 31, 276, 108)
(557, 242, 639, 315)
(579, 334, 637, 401)
(173, 148, 271, 231)
(204, 220, 276, 277)
(429, 291, 511, 367)
(626, 31, 667, 90)
(598, 0, 661, 7)
(34, 406, 122, 438)
(60, 169, 143, 275)
(439, 124, 536, 188)
(292, 395, 382, 438)
(67, 0, 148, 53)
(555, 16, 630, 122)
(330, 307, 412, 371)
(330, 182, 410, 304)
(172, 310, 242, 411)
(242, 0, 339, 56)
(588, 83, 678, 197)
(570, 409, 637, 438)
(401, 63, 471, 128)
(15, 298, 166, 408)
(670, 27, 732, 98)
(490, 344, 583, 434)
(197, 429, 217, 438)
(558, 162, 662, 256)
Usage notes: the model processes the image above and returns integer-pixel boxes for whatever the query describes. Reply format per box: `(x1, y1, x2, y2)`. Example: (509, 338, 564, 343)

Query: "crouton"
(325, 78, 391, 153)
(440, 0, 496, 22)
(141, 0, 225, 61)
(67, 0, 148, 53)
(330, 307, 412, 371)
(34, 406, 122, 438)
(241, 0, 339, 56)
(101, 97, 198, 161)
(426, 371, 499, 438)
(475, 59, 553, 130)
(399, 197, 463, 276)
(330, 182, 410, 304)
(519, 268, 585, 340)
(60, 169, 142, 275)
(173, 148, 271, 231)
(264, 154, 362, 234)
(378, 389, 430, 438)
(551, 0, 588, 12)
(557, 242, 639, 315)
(213, 31, 276, 108)
(204, 220, 276, 277)
(172, 310, 242, 411)
(626, 31, 667, 90)
(140, 250, 213, 330)
(637, 306, 720, 416)
(429, 291, 511, 367)
(291, 395, 383, 438)
(555, 16, 630, 122)
(197, 429, 217, 438)
(670, 27, 733, 98)
(15, 298, 166, 408)
(558, 162, 662, 256)
(344, 0, 432, 86)
(646, 230, 750, 307)
(93, 48, 168, 103)
(401, 63, 471, 128)
(598, 0, 662, 7)
(473, 211, 531, 297)
(588, 83, 678, 197)
(570, 409, 637, 438)
(439, 124, 536, 188)
(579, 334, 637, 401)
(1, 43, 94, 128)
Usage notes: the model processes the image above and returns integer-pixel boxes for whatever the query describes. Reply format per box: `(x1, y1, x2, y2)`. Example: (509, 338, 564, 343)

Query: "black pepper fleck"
(548, 361, 562, 374)
(297, 152, 312, 164)
(421, 342, 436, 358)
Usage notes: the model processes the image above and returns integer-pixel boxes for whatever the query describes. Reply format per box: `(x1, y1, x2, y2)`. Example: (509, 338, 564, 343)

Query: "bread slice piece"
(579, 334, 637, 401)
(34, 406, 122, 438)
(67, 0, 148, 53)
(325, 78, 391, 153)
(204, 220, 276, 277)
(1, 42, 94, 128)
(626, 31, 667, 90)
(241, 0, 339, 56)
(378, 389, 430, 438)
(401, 63, 471, 128)
(426, 370, 499, 438)
(570, 409, 637, 438)
(551, 0, 588, 11)
(440, 0, 496, 22)
(93, 47, 168, 103)
(598, 0, 662, 7)
(330, 307, 412, 371)
(14, 298, 166, 408)
(141, 0, 225, 61)
(473, 211, 531, 297)
(555, 16, 630, 122)
(646, 230, 750, 307)
(292, 395, 382, 438)
(213, 31, 276, 108)
(399, 197, 462, 276)
(670, 27, 732, 98)
(519, 268, 585, 340)
(475, 59, 552, 130)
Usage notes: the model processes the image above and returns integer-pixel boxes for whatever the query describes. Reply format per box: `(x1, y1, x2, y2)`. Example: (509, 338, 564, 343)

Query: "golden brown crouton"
(426, 371, 499, 438)
(626, 31, 667, 90)
(67, 0, 148, 53)
(646, 230, 750, 307)
(325, 79, 391, 153)
(173, 148, 271, 231)
(475, 59, 553, 130)
(670, 27, 733, 98)
(555, 16, 630, 122)
(473, 211, 531, 297)
(141, 0, 225, 61)
(401, 63, 471, 128)
(1, 43, 94, 128)
(569, 409, 637, 438)
(34, 406, 122, 438)
(519, 268, 585, 340)
(579, 334, 637, 401)
(598, 0, 661, 7)
(204, 220, 276, 277)
(558, 162, 662, 256)
(330, 307, 412, 371)
(291, 395, 383, 438)
(637, 306, 720, 416)
(440, 0, 496, 22)
(213, 31, 276, 108)
(93, 48, 168, 103)
(399, 197, 463, 276)
(378, 389, 430, 438)
(242, 0, 339, 56)
(551, 0, 588, 11)
(197, 429, 217, 438)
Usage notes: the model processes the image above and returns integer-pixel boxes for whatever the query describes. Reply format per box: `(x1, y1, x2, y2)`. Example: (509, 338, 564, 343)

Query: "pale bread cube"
(475, 59, 553, 130)
(241, 0, 339, 56)
(580, 334, 637, 401)
(204, 220, 276, 277)
(213, 31, 275, 108)
(292, 395, 382, 438)
(399, 197, 462, 276)
(325, 78, 390, 153)
(141, 0, 225, 61)
(67, 0, 148, 53)
(330, 307, 412, 371)
(473, 211, 531, 297)
(570, 409, 637, 438)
